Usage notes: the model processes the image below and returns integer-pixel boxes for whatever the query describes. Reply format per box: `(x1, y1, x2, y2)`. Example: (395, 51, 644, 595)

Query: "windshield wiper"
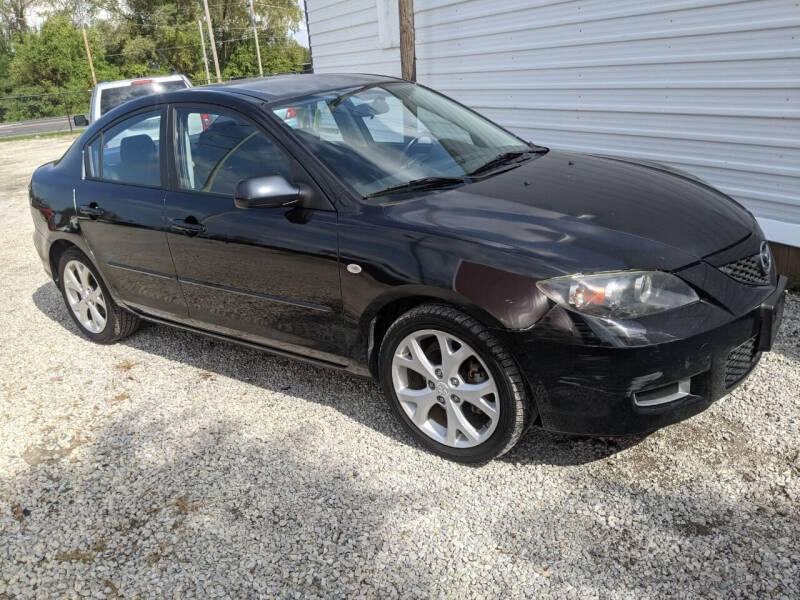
(365, 176, 467, 198)
(468, 148, 544, 177)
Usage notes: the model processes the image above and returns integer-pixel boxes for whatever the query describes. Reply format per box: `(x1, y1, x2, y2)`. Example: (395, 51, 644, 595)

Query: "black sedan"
(30, 74, 787, 462)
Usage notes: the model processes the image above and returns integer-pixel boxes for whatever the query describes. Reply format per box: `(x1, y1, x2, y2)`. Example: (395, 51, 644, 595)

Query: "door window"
(96, 111, 161, 186)
(174, 108, 292, 196)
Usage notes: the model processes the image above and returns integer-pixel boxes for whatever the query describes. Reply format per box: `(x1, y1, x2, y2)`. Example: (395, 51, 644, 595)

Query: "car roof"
(200, 73, 402, 103)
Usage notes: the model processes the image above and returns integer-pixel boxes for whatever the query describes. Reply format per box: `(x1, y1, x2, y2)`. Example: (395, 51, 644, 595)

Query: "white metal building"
(305, 0, 800, 248)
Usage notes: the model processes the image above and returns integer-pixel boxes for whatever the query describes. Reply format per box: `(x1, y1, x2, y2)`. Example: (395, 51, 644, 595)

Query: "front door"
(163, 105, 345, 363)
(77, 107, 187, 320)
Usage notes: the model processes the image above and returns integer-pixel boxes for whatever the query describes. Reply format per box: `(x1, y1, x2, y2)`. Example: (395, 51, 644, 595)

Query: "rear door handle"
(170, 218, 206, 235)
(79, 203, 104, 218)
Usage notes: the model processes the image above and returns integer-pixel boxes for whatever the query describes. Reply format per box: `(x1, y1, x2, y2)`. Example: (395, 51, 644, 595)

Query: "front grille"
(725, 336, 758, 387)
(719, 254, 770, 286)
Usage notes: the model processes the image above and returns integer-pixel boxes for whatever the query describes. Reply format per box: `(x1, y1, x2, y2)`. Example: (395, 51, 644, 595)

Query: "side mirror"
(73, 114, 88, 127)
(234, 175, 305, 209)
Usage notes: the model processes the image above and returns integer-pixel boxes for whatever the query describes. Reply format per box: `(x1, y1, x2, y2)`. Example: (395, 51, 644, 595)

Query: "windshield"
(271, 82, 534, 197)
(99, 80, 188, 116)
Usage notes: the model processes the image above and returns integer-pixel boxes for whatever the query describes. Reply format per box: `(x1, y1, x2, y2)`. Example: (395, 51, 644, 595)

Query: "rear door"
(163, 104, 345, 363)
(77, 107, 187, 319)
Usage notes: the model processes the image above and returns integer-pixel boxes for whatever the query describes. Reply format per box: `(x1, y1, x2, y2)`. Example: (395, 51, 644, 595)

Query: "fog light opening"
(633, 377, 692, 408)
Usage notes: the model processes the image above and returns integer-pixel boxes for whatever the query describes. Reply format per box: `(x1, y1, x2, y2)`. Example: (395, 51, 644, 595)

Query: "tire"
(378, 303, 534, 463)
(58, 248, 140, 344)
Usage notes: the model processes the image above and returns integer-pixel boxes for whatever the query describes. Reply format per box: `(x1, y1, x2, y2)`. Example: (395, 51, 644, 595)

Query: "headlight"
(536, 271, 698, 319)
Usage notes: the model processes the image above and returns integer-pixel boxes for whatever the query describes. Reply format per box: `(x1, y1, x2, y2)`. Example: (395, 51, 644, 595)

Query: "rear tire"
(58, 248, 140, 344)
(378, 303, 534, 463)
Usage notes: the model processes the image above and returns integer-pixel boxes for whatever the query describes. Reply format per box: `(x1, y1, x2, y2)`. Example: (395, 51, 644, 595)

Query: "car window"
(417, 106, 472, 143)
(270, 83, 530, 197)
(99, 80, 187, 116)
(95, 110, 161, 186)
(354, 94, 406, 143)
(175, 108, 292, 196)
(274, 100, 344, 142)
(85, 136, 102, 178)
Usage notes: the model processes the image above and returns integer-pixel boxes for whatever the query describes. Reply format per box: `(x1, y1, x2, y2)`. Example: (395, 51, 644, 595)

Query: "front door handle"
(79, 203, 104, 218)
(170, 218, 206, 235)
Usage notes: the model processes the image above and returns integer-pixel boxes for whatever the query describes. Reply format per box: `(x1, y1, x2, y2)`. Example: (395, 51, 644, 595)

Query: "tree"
(0, 0, 39, 41)
(0, 1, 309, 121)
(223, 38, 307, 79)
(119, 0, 302, 76)
(7, 13, 119, 118)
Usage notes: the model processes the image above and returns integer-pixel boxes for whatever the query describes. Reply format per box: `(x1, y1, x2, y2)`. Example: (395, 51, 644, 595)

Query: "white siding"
(306, 0, 800, 246)
(307, 0, 401, 77)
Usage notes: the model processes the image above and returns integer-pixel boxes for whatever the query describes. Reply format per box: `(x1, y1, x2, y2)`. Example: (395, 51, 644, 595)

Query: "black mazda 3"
(29, 74, 787, 462)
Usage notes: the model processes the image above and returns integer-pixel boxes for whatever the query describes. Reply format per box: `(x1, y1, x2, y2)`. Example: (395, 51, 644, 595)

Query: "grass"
(0, 129, 81, 143)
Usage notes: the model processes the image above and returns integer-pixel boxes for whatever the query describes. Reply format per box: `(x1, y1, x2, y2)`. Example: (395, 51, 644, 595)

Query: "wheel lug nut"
(450, 378, 459, 386)
(436, 395, 445, 404)
(428, 381, 435, 390)
(435, 368, 443, 378)
(450, 394, 460, 403)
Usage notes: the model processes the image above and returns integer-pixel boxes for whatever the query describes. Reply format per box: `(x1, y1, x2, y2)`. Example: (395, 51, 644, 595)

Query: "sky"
(292, 0, 310, 48)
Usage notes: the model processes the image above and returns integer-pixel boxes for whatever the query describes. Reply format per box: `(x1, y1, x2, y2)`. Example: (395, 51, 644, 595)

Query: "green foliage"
(0, 0, 308, 121)
(11, 14, 92, 89)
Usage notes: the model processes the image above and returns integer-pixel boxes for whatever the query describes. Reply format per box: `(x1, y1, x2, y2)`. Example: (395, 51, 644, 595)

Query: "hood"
(381, 150, 756, 276)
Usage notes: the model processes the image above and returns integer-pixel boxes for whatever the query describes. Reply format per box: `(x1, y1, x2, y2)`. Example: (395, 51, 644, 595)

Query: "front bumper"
(507, 277, 787, 436)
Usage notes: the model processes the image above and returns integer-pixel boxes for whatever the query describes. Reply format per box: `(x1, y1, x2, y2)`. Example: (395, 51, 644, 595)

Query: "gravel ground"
(1, 137, 799, 600)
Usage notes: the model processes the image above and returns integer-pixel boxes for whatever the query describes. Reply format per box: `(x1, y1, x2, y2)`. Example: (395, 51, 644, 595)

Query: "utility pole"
(197, 19, 211, 84)
(202, 0, 222, 83)
(81, 23, 97, 87)
(398, 0, 416, 81)
(249, 0, 264, 77)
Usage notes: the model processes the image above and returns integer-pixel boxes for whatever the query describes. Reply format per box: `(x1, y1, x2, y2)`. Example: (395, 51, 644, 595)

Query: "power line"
(122, 21, 266, 32)
(102, 33, 282, 58)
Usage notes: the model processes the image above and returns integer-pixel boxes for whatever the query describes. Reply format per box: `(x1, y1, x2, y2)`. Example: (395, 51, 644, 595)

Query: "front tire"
(58, 248, 140, 344)
(378, 304, 534, 463)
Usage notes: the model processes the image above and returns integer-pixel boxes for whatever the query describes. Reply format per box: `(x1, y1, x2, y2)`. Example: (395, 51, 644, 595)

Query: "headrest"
(120, 134, 156, 163)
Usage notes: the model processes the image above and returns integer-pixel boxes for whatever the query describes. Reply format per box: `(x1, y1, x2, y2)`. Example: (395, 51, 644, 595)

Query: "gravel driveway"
(1, 137, 798, 599)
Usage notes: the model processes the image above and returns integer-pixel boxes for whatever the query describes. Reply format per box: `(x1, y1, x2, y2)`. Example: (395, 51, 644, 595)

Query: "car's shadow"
(32, 281, 646, 467)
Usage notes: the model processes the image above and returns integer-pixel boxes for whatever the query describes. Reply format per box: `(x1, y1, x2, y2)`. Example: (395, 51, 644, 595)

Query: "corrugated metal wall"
(306, 0, 402, 77)
(307, 0, 800, 246)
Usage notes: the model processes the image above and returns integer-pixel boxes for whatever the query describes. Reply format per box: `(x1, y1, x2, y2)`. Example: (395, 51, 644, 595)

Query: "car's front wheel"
(58, 248, 140, 344)
(379, 304, 534, 463)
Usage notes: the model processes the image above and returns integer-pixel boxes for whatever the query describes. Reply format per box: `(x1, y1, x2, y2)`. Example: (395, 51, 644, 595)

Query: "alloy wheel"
(63, 259, 107, 334)
(391, 329, 500, 448)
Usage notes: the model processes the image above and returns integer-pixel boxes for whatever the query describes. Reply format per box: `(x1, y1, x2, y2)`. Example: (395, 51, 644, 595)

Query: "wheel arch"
(49, 238, 80, 284)
(362, 285, 506, 379)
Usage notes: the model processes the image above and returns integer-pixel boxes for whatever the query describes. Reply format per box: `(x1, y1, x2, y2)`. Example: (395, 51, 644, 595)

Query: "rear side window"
(85, 110, 161, 187)
(174, 108, 292, 196)
(99, 80, 187, 116)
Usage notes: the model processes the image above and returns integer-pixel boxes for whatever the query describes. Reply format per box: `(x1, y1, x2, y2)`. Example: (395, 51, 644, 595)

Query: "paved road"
(0, 115, 85, 138)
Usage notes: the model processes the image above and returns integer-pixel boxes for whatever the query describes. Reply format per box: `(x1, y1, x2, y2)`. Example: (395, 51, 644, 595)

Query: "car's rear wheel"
(58, 248, 140, 344)
(379, 303, 533, 463)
